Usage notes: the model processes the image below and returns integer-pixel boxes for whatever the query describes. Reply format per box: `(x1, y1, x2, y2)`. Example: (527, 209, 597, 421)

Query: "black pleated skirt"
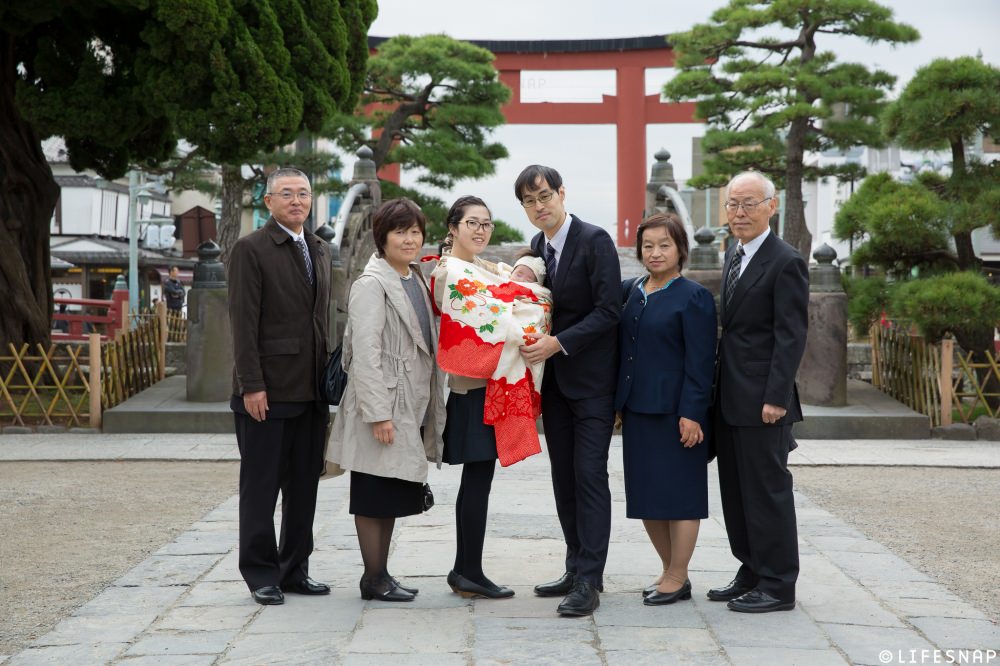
(349, 471, 424, 518)
(442, 388, 498, 464)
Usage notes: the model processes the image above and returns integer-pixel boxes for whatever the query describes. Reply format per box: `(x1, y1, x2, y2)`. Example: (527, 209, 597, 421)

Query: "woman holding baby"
(431, 196, 549, 600)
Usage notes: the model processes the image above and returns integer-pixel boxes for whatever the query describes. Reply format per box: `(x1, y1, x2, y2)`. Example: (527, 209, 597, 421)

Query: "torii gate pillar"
(616, 65, 646, 245)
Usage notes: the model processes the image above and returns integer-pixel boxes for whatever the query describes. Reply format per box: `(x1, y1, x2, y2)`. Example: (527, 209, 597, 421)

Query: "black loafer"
(557, 580, 600, 616)
(452, 574, 514, 600)
(727, 589, 795, 613)
(534, 571, 576, 597)
(644, 579, 692, 606)
(642, 573, 669, 596)
(281, 577, 330, 595)
(706, 578, 755, 602)
(446, 570, 461, 593)
(252, 585, 284, 605)
(389, 575, 418, 595)
(360, 577, 415, 602)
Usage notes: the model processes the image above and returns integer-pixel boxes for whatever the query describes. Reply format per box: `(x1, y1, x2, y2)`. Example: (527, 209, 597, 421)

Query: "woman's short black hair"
(372, 198, 426, 257)
(636, 212, 689, 270)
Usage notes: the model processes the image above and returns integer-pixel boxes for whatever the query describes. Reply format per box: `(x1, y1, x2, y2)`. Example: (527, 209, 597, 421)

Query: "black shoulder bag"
(320, 343, 348, 405)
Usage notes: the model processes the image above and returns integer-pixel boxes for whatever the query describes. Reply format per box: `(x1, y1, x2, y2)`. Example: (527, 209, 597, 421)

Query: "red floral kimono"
(434, 258, 553, 466)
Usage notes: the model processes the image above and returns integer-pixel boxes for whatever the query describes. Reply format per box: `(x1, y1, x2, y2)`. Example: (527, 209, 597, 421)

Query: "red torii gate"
(370, 35, 698, 246)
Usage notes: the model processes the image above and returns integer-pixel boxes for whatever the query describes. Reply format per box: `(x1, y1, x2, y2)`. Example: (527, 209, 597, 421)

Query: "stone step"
(102, 376, 239, 435)
(796, 379, 930, 439)
(104, 377, 930, 439)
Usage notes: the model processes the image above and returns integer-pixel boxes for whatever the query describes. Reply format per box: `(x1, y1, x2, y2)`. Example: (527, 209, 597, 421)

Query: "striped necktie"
(296, 238, 314, 285)
(725, 245, 745, 307)
(544, 242, 557, 283)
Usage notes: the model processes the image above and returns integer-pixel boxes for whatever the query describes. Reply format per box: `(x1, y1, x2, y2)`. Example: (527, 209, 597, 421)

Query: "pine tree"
(0, 0, 376, 346)
(883, 56, 1000, 270)
(662, 0, 918, 257)
(329, 34, 511, 189)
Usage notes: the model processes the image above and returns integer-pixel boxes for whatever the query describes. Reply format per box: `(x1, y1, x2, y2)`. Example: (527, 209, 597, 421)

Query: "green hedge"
(891, 272, 1000, 351)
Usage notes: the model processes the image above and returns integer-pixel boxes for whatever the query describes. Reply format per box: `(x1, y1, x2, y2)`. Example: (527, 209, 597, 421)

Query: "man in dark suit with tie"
(517, 165, 621, 616)
(228, 167, 332, 605)
(710, 171, 809, 613)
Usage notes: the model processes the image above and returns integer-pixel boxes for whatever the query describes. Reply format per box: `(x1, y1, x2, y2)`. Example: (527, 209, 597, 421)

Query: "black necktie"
(544, 242, 557, 282)
(725, 245, 745, 307)
(296, 238, 314, 285)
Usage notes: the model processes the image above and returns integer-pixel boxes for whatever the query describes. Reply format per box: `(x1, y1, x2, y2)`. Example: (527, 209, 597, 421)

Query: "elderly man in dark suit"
(228, 167, 331, 606)
(518, 165, 621, 617)
(710, 170, 809, 613)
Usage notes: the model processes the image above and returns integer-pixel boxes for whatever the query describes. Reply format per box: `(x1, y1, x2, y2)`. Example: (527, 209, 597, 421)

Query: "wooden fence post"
(940, 337, 954, 427)
(118, 306, 128, 339)
(88, 333, 102, 429)
(156, 300, 167, 381)
(870, 324, 881, 388)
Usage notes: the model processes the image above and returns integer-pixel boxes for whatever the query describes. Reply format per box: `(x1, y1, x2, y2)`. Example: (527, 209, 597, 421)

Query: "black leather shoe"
(706, 578, 755, 602)
(557, 580, 600, 616)
(452, 574, 514, 600)
(447, 570, 461, 593)
(727, 589, 795, 613)
(535, 571, 576, 597)
(389, 575, 418, 595)
(252, 585, 284, 605)
(642, 572, 669, 596)
(644, 579, 692, 606)
(360, 576, 415, 602)
(281, 577, 330, 595)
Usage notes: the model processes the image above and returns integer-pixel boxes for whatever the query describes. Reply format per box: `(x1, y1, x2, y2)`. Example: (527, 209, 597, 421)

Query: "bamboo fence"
(871, 324, 1000, 427)
(1, 311, 166, 429)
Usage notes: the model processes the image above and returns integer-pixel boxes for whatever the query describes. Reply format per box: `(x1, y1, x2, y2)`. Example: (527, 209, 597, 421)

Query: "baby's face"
(511, 265, 538, 282)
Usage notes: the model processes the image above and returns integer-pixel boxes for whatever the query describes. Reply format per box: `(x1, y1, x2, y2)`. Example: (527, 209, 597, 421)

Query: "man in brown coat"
(228, 167, 331, 605)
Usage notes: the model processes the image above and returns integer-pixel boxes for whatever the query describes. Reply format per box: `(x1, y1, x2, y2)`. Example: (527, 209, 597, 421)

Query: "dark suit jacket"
(615, 277, 717, 425)
(717, 232, 808, 427)
(531, 215, 621, 400)
(228, 217, 331, 404)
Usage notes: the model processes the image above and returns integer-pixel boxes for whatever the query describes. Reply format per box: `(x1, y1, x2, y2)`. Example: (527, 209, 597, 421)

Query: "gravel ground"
(794, 466, 1000, 624)
(0, 461, 238, 656)
(1, 461, 997, 657)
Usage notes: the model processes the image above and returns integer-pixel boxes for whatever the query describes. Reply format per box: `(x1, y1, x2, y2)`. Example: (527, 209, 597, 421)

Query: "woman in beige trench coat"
(326, 198, 446, 602)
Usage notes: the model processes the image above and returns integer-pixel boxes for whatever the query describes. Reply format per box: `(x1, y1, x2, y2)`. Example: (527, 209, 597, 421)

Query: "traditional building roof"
(50, 236, 193, 267)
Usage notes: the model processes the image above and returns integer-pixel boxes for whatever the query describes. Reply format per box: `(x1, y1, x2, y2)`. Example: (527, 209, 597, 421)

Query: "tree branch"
(729, 38, 803, 51)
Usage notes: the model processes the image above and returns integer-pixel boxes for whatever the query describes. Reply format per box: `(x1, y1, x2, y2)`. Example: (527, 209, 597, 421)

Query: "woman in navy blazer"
(615, 213, 717, 606)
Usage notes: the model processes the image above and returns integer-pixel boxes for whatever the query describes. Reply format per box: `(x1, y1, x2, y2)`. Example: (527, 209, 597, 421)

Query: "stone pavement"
(3, 434, 1000, 665)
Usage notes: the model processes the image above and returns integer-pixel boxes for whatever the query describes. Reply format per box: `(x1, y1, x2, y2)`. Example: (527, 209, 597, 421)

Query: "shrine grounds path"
(1, 434, 999, 665)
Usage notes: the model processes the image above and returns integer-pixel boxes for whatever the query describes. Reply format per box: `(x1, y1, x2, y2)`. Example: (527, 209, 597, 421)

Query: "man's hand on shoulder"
(520, 333, 562, 364)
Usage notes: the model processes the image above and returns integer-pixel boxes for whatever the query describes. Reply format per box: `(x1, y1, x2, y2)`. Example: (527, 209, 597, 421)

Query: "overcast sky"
(363, 0, 1000, 240)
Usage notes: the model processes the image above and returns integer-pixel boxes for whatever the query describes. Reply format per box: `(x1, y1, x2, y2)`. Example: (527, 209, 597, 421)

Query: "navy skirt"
(442, 388, 498, 464)
(622, 409, 708, 520)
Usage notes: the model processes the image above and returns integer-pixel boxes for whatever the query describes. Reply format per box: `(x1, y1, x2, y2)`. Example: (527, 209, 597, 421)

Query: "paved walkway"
(3, 434, 1000, 665)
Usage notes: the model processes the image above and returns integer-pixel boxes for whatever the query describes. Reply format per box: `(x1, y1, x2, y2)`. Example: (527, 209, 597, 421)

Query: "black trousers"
(234, 404, 327, 591)
(715, 412, 799, 602)
(540, 381, 614, 589)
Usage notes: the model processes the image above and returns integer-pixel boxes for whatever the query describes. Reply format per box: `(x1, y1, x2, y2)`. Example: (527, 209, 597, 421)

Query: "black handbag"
(422, 483, 434, 512)
(320, 343, 348, 405)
